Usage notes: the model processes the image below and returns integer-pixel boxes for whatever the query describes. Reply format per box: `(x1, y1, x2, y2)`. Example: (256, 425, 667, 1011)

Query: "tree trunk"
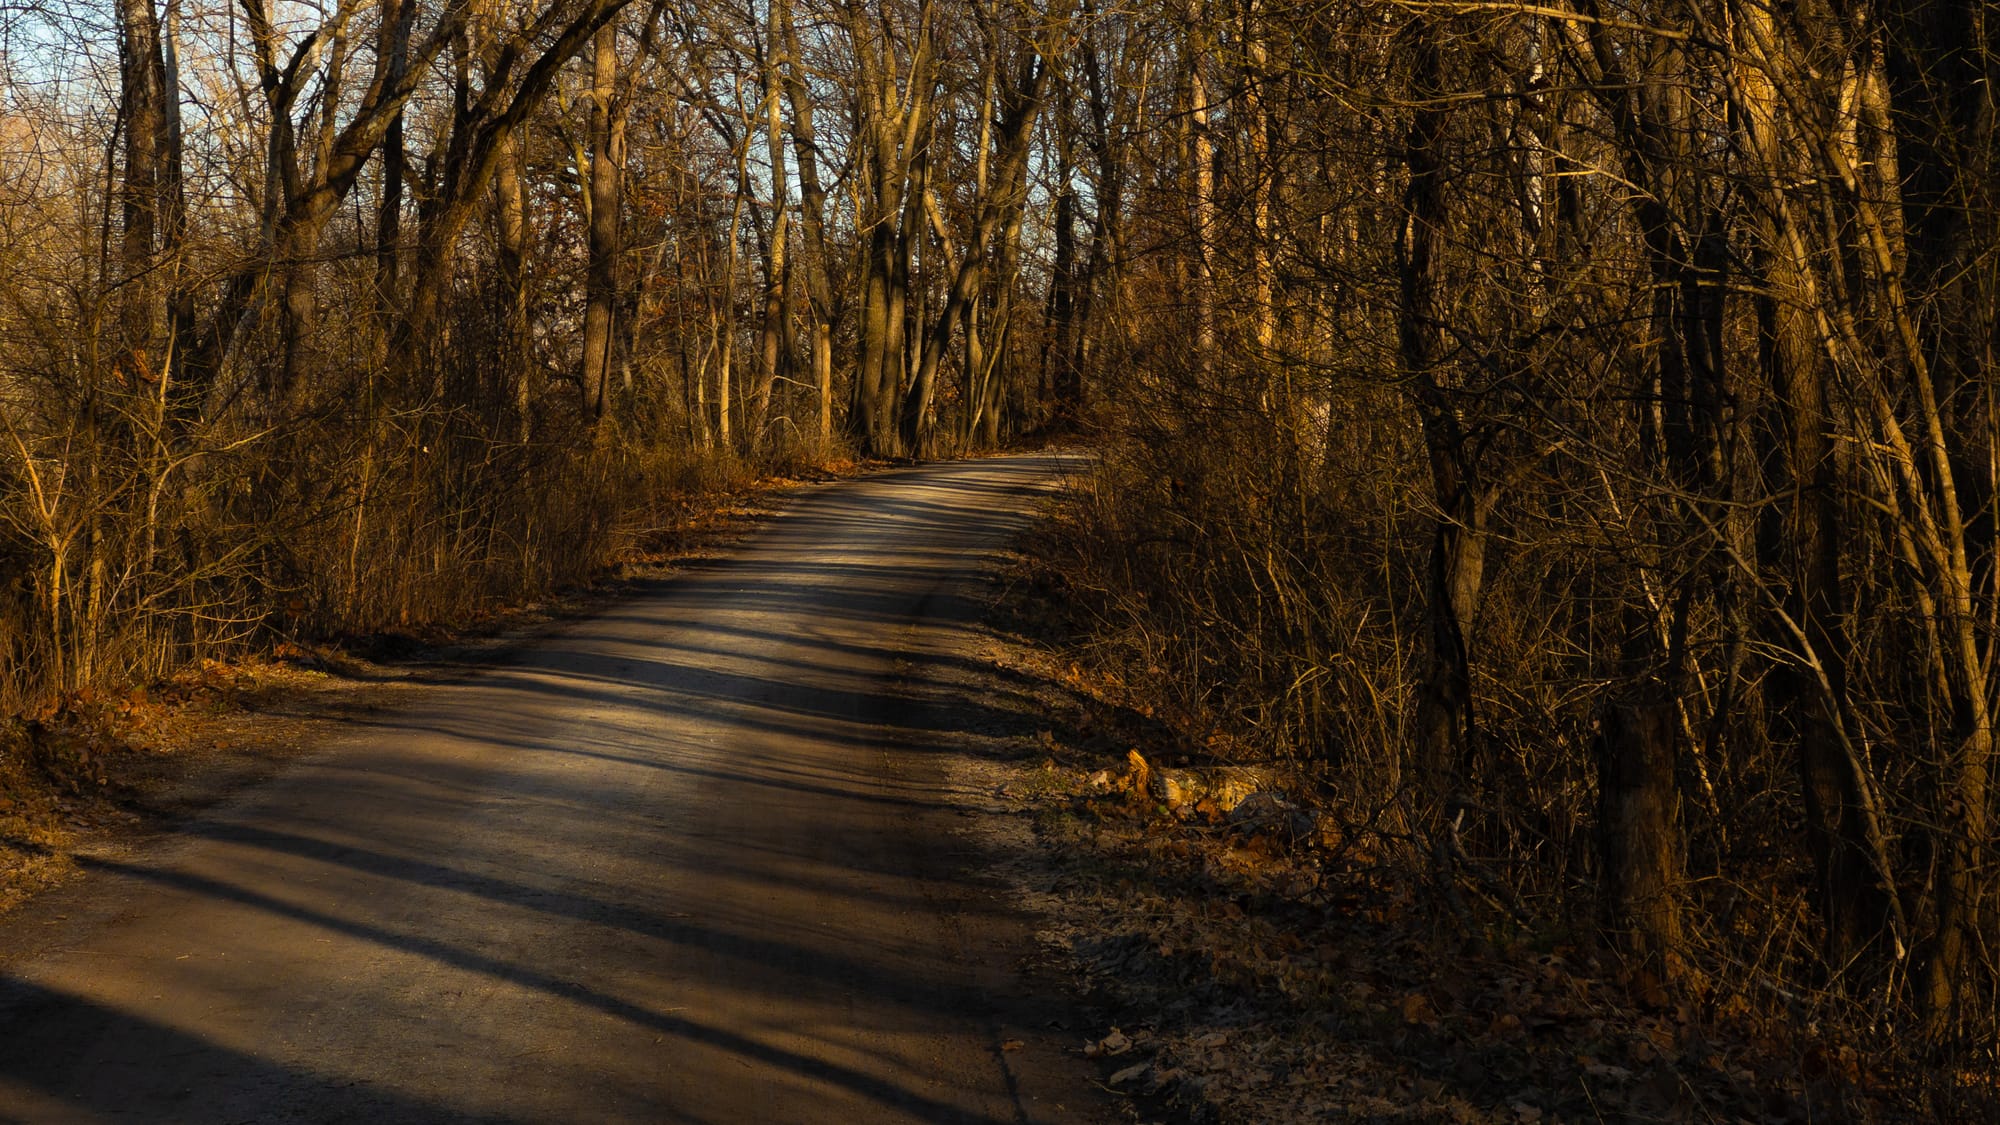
(1598, 681, 1688, 993)
(376, 0, 411, 314)
(581, 23, 623, 426)
(1728, 0, 1906, 991)
(1398, 14, 1481, 815)
(749, 29, 791, 457)
(1044, 176, 1079, 418)
(775, 0, 836, 453)
(1186, 24, 1216, 375)
(899, 27, 1053, 456)
(116, 0, 176, 356)
(493, 131, 531, 440)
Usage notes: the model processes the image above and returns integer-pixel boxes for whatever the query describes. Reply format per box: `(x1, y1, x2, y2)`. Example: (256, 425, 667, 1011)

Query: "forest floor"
(0, 465, 848, 923)
(960, 526, 1951, 1125)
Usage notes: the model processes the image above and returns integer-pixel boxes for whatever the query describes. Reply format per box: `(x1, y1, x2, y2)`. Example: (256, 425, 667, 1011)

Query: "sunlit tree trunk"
(749, 30, 792, 455)
(582, 23, 625, 426)
(1185, 17, 1216, 375)
(493, 132, 532, 440)
(1722, 0, 1910, 996)
(775, 0, 835, 452)
(116, 0, 179, 358)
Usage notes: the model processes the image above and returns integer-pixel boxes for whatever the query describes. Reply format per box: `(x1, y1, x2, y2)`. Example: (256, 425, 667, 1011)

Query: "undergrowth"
(1007, 448, 1987, 1123)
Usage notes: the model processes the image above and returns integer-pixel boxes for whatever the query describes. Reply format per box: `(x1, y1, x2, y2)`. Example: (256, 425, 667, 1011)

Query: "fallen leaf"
(1085, 1029, 1133, 1058)
(1109, 1062, 1149, 1086)
(1400, 992, 1435, 1025)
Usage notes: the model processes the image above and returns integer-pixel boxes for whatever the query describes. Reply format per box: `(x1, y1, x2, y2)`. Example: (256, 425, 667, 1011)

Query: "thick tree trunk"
(375, 0, 410, 312)
(1598, 680, 1688, 992)
(581, 23, 623, 426)
(749, 31, 792, 457)
(1569, 7, 1711, 994)
(857, 215, 897, 455)
(1186, 29, 1216, 375)
(985, 208, 1024, 448)
(1762, 236, 1898, 979)
(774, 0, 836, 452)
(1726, 0, 1906, 991)
(716, 184, 744, 450)
(493, 132, 531, 440)
(1242, 6, 1276, 360)
(1044, 178, 1079, 417)
(1072, 9, 1126, 425)
(1398, 15, 1481, 815)
(116, 0, 176, 354)
(841, 10, 922, 459)
(852, 112, 914, 457)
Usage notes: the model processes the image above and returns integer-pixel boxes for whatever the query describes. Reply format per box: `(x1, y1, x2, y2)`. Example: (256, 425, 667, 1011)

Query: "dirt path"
(0, 454, 1111, 1124)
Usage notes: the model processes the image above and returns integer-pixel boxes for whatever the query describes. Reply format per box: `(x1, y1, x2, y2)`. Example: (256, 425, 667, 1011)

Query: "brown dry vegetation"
(978, 0, 2000, 1106)
(0, 0, 1077, 732)
(991, 528, 1974, 1123)
(10, 0, 2000, 1110)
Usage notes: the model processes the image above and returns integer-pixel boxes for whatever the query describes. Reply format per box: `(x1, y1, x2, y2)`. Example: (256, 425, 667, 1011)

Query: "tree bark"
(750, 27, 792, 455)
(1725, 0, 1907, 991)
(1597, 676, 1687, 990)
(493, 131, 531, 440)
(116, 0, 176, 356)
(1398, 14, 1481, 817)
(774, 0, 836, 453)
(899, 31, 1052, 456)
(582, 22, 624, 425)
(1186, 19, 1216, 375)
